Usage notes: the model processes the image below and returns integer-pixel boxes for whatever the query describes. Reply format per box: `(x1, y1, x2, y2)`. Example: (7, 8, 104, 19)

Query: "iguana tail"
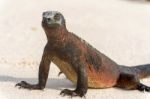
(120, 64, 150, 79)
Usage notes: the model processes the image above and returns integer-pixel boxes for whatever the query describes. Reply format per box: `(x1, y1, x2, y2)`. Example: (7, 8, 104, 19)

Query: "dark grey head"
(42, 11, 65, 28)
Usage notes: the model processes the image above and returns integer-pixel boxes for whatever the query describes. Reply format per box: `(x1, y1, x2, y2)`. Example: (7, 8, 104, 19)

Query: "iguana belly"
(52, 57, 117, 88)
(52, 57, 77, 84)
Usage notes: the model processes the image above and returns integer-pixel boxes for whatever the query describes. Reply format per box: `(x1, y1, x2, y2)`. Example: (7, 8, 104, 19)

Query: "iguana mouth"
(42, 20, 60, 28)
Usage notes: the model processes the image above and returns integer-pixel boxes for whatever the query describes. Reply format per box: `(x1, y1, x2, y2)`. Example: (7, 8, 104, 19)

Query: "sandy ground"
(0, 0, 150, 99)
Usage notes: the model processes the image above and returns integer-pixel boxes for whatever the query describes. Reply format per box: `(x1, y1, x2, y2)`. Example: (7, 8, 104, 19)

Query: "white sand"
(0, 0, 150, 99)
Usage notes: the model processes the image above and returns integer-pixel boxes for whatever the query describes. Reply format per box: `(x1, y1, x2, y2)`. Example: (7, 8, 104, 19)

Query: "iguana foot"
(60, 89, 86, 98)
(15, 81, 43, 90)
(137, 83, 150, 92)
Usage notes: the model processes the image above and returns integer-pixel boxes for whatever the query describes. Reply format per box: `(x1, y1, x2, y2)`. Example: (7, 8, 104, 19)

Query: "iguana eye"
(54, 13, 60, 21)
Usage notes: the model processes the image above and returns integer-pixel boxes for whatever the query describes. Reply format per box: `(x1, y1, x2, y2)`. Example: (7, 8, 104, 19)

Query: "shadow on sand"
(0, 75, 75, 90)
(123, 0, 150, 3)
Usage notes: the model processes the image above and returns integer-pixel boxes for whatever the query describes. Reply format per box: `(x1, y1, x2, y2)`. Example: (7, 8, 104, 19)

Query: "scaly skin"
(16, 11, 150, 97)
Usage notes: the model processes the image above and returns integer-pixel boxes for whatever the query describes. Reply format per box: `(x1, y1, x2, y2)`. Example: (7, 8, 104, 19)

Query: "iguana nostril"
(42, 17, 51, 23)
(47, 18, 51, 21)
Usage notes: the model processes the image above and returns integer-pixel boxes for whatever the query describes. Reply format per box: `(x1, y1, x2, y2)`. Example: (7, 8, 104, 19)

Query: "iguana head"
(42, 11, 65, 29)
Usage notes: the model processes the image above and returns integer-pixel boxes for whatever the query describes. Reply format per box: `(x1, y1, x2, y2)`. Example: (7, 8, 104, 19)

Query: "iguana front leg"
(16, 48, 52, 90)
(60, 62, 88, 97)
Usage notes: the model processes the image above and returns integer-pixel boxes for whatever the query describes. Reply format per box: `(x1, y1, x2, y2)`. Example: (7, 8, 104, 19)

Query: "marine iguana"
(16, 11, 150, 97)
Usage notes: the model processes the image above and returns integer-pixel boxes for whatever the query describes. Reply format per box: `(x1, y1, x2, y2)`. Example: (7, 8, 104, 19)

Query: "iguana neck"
(43, 25, 68, 42)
